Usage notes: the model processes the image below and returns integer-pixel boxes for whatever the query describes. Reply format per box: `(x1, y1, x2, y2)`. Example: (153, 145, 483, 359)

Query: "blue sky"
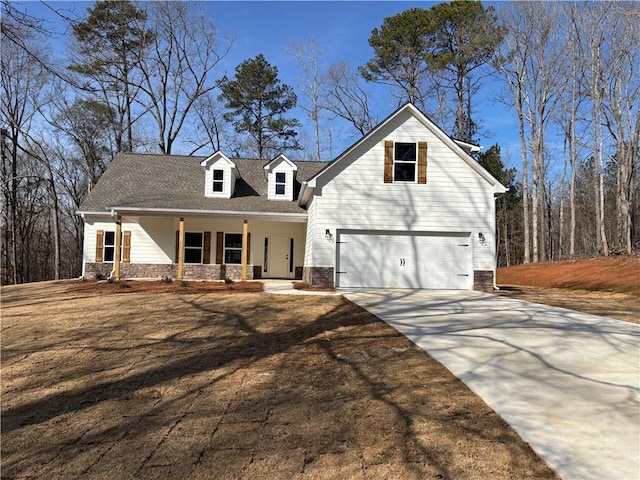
(20, 1, 522, 165)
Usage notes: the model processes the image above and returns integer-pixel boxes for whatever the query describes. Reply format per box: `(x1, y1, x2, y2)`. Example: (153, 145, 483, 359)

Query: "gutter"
(78, 207, 308, 221)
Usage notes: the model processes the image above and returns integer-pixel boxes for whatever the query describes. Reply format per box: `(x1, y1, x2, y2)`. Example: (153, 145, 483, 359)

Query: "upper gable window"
(394, 143, 417, 182)
(275, 172, 286, 195)
(384, 140, 427, 184)
(212, 169, 224, 193)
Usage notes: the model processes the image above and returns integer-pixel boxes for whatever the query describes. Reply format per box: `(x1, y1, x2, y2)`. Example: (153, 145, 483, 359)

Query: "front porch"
(83, 212, 307, 282)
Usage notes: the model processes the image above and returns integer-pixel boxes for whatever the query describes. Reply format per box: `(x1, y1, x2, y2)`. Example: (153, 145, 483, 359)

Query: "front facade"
(78, 104, 506, 290)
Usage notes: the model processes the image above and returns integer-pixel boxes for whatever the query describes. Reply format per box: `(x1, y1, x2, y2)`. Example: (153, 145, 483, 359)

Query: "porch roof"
(78, 153, 326, 216)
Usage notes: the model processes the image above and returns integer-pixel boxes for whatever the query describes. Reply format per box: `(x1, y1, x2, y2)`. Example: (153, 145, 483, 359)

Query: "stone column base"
(473, 270, 494, 292)
(302, 267, 334, 287)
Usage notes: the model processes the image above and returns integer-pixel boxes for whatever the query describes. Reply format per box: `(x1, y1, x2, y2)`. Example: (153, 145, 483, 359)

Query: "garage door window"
(394, 143, 416, 182)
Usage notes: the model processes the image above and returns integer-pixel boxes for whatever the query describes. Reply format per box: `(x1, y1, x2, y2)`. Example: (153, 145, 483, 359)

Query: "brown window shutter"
(175, 230, 179, 263)
(122, 231, 131, 263)
(203, 232, 211, 264)
(95, 230, 104, 262)
(216, 232, 224, 264)
(418, 141, 428, 184)
(246, 233, 251, 264)
(384, 140, 394, 183)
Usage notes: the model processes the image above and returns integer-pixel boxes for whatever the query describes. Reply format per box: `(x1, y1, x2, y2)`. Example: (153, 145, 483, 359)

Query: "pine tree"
(219, 54, 300, 159)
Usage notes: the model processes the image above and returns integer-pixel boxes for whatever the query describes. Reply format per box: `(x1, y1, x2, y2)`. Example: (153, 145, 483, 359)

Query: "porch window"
(224, 233, 242, 264)
(184, 232, 203, 263)
(212, 169, 224, 193)
(103, 231, 116, 262)
(96, 230, 129, 263)
(275, 172, 286, 195)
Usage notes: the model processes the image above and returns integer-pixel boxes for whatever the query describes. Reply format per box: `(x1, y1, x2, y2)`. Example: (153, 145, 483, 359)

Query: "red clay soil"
(497, 256, 640, 296)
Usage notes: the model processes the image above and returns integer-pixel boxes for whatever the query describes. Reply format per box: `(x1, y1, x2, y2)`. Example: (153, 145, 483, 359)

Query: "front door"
(266, 236, 293, 278)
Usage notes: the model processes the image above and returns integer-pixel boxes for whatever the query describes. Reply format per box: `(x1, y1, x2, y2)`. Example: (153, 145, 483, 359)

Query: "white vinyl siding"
(84, 216, 306, 273)
(266, 157, 296, 201)
(304, 198, 316, 266)
(310, 109, 497, 276)
(84, 217, 177, 265)
(204, 162, 237, 198)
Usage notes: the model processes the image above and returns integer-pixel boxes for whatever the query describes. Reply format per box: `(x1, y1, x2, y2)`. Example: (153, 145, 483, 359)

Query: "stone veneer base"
(84, 263, 255, 281)
(302, 267, 334, 287)
(473, 270, 494, 292)
(87, 264, 493, 291)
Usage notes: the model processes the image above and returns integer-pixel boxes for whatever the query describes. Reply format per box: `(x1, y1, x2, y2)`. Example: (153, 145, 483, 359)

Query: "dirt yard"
(497, 256, 640, 295)
(497, 256, 640, 324)
(1, 281, 558, 479)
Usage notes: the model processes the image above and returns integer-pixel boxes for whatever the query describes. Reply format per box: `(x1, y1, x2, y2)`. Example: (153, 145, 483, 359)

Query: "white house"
(77, 103, 507, 290)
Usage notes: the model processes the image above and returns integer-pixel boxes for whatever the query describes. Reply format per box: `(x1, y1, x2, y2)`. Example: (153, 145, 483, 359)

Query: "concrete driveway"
(344, 289, 640, 480)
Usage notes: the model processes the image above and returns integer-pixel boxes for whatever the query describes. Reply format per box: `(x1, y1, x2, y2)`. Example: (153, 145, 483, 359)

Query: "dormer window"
(275, 172, 286, 195)
(212, 169, 224, 193)
(264, 154, 297, 201)
(201, 152, 237, 199)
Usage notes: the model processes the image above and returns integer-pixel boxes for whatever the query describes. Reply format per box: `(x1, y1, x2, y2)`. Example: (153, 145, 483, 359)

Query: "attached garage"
(336, 231, 472, 289)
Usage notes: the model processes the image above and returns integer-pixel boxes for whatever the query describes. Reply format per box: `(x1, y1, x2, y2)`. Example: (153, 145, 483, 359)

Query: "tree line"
(1, 0, 638, 284)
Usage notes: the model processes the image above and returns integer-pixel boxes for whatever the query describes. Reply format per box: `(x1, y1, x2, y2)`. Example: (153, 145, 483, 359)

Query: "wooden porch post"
(241, 219, 248, 281)
(177, 217, 185, 280)
(114, 216, 122, 280)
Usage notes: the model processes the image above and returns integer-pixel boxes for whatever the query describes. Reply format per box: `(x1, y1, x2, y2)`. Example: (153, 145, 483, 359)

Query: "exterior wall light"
(325, 229, 332, 240)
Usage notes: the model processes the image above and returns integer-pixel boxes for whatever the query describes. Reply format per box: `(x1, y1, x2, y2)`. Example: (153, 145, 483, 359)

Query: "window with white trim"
(184, 232, 203, 264)
(224, 233, 242, 264)
(394, 143, 416, 182)
(103, 231, 116, 262)
(275, 172, 286, 195)
(212, 169, 224, 193)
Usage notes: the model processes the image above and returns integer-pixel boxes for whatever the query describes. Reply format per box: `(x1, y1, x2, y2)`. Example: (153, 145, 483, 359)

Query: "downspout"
(80, 213, 87, 279)
(493, 193, 507, 291)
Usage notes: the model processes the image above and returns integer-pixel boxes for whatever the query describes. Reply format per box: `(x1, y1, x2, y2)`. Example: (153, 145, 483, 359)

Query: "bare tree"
(497, 2, 568, 262)
(598, 3, 640, 254)
(287, 36, 327, 161)
(1, 9, 50, 283)
(188, 92, 226, 155)
(324, 62, 376, 137)
(136, 1, 231, 154)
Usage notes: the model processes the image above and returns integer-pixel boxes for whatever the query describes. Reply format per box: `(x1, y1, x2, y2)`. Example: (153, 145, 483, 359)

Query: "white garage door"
(336, 232, 472, 289)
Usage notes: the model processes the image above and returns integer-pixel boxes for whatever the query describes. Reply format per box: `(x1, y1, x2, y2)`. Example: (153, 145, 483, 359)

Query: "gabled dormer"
(200, 152, 239, 198)
(264, 154, 298, 201)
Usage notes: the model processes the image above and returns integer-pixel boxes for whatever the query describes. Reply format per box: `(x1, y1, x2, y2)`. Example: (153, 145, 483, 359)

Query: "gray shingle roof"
(78, 153, 327, 215)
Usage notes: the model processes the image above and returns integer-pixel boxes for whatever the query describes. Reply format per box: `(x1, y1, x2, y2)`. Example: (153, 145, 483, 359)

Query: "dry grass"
(1, 281, 557, 479)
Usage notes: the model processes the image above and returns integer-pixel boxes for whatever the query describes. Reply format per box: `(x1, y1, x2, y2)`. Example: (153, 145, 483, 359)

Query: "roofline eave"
(79, 206, 308, 222)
